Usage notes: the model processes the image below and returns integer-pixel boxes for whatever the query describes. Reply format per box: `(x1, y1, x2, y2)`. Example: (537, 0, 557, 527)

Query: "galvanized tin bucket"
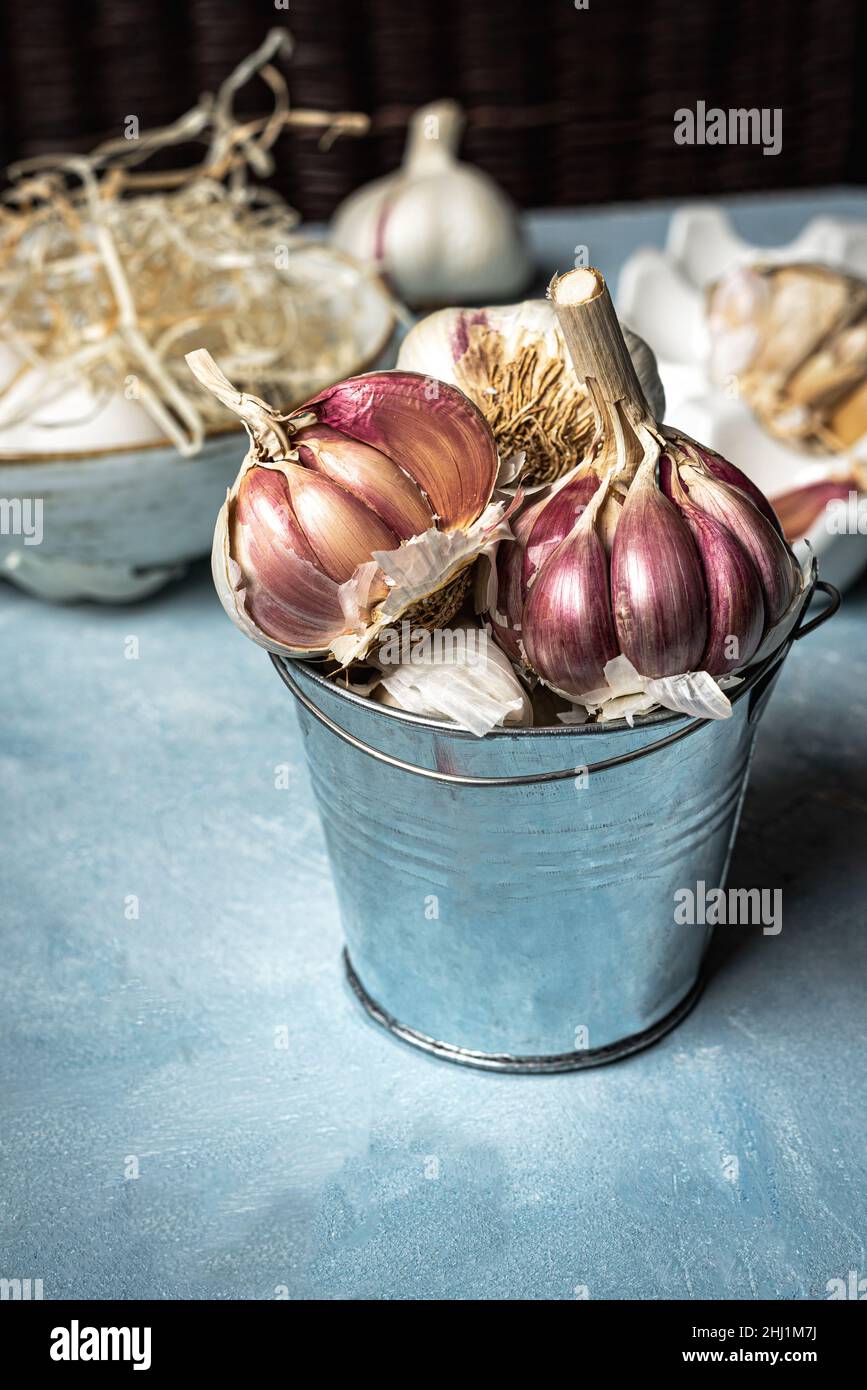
(273, 580, 838, 1073)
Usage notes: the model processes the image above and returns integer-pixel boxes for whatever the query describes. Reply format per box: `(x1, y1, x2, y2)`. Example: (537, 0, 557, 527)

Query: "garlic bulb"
(707, 262, 867, 452)
(397, 298, 665, 484)
(488, 267, 805, 719)
(186, 350, 505, 664)
(331, 100, 531, 309)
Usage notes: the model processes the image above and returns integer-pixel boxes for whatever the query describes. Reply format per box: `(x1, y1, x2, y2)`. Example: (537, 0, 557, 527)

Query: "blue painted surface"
(1, 193, 866, 1301)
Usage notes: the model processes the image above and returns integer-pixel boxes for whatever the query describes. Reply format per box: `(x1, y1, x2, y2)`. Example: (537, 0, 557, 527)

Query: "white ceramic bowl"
(618, 205, 867, 592)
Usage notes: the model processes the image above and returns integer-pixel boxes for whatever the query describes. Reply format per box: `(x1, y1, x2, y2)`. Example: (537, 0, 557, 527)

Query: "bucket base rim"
(343, 949, 705, 1074)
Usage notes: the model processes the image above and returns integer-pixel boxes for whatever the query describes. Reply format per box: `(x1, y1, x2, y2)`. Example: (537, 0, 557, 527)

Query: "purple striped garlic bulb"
(487, 268, 804, 710)
(186, 351, 502, 664)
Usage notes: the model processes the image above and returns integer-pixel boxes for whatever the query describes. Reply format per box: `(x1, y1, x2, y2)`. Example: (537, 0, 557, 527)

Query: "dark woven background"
(0, 0, 864, 219)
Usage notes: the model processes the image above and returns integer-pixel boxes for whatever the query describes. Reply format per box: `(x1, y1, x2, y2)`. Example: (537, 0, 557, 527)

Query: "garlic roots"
(397, 298, 665, 484)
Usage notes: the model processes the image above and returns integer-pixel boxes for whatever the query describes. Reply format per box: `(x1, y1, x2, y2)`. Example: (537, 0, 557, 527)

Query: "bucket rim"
(273, 574, 836, 743)
(278, 636, 776, 741)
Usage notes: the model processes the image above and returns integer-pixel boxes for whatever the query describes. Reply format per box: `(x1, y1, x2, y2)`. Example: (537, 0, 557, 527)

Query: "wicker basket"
(0, 0, 862, 219)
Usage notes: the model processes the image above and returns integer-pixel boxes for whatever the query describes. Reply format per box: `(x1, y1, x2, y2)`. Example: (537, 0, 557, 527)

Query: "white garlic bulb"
(331, 100, 532, 309)
(397, 298, 666, 485)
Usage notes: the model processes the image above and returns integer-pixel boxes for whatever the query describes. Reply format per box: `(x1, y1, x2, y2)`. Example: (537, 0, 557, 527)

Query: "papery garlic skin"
(398, 299, 666, 485)
(490, 498, 543, 664)
(332, 100, 531, 309)
(374, 619, 532, 736)
(188, 350, 500, 661)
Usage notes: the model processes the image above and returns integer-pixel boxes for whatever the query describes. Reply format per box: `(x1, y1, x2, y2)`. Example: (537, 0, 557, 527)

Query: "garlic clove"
(521, 485, 620, 699)
(235, 464, 319, 567)
(522, 523, 620, 698)
(669, 489, 765, 675)
(233, 466, 390, 636)
(270, 462, 398, 584)
(677, 462, 799, 626)
(293, 423, 435, 539)
(213, 498, 347, 657)
(307, 370, 498, 531)
(489, 489, 552, 662)
(523, 467, 601, 587)
(667, 435, 783, 535)
(242, 553, 349, 652)
(610, 459, 708, 678)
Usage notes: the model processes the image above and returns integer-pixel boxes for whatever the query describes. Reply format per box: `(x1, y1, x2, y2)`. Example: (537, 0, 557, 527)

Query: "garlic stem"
(403, 100, 464, 172)
(550, 268, 660, 487)
(186, 348, 292, 459)
(550, 268, 654, 427)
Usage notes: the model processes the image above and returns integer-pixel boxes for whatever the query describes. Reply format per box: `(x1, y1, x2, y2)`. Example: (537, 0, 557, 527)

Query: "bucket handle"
(791, 575, 841, 639)
(272, 579, 839, 789)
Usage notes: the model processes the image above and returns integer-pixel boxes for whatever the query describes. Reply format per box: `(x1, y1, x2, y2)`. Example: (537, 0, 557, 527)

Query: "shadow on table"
(705, 567, 867, 982)
(706, 756, 866, 981)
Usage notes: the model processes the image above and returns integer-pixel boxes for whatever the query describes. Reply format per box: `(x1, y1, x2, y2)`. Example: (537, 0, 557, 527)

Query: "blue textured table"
(2, 193, 866, 1301)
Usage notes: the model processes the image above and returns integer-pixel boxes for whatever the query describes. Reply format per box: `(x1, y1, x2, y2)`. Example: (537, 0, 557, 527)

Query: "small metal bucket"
(273, 580, 838, 1073)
